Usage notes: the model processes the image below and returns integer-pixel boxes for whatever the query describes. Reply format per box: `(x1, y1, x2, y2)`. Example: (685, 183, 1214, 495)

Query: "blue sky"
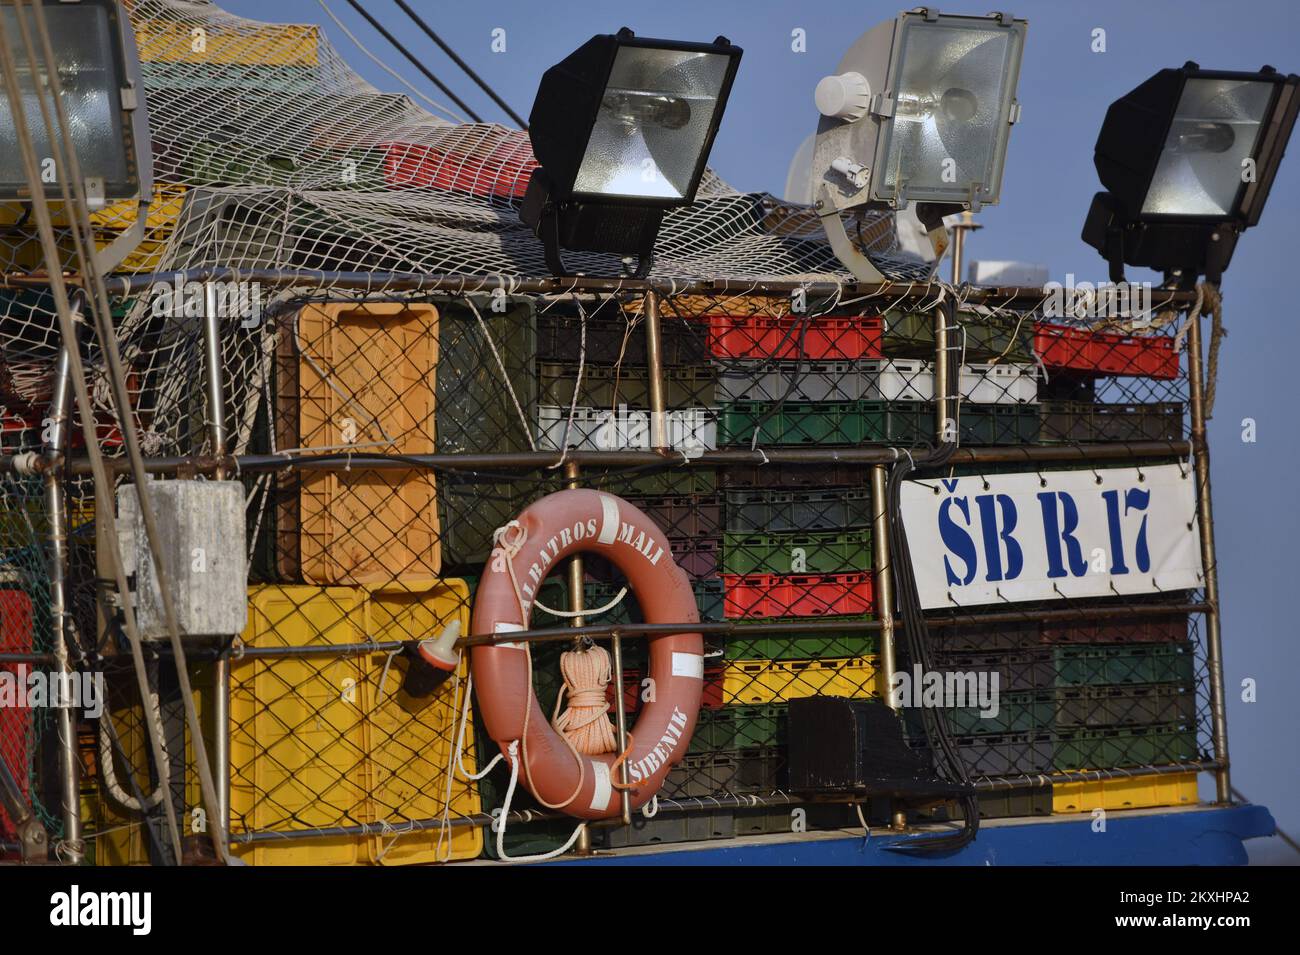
(219, 0, 1300, 862)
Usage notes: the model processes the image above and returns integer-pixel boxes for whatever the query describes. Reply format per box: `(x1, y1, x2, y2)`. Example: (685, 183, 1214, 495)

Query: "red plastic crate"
(381, 138, 537, 198)
(1033, 323, 1179, 379)
(0, 590, 33, 850)
(608, 662, 725, 715)
(704, 315, 883, 361)
(722, 572, 874, 619)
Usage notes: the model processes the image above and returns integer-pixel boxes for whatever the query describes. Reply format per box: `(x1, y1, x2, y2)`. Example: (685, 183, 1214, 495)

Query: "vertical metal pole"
(202, 283, 231, 846)
(643, 290, 669, 451)
(562, 461, 593, 853)
(871, 464, 907, 831)
(950, 226, 965, 287)
(44, 344, 80, 862)
(1185, 304, 1231, 803)
(933, 303, 951, 444)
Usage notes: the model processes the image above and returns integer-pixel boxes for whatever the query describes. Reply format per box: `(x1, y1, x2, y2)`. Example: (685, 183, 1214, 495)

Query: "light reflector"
(574, 46, 732, 200)
(1141, 78, 1273, 216)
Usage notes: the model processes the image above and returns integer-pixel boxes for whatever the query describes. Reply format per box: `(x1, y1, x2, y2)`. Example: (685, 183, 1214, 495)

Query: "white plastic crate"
(960, 363, 1039, 404)
(861, 359, 933, 401)
(537, 405, 718, 452)
(718, 362, 862, 402)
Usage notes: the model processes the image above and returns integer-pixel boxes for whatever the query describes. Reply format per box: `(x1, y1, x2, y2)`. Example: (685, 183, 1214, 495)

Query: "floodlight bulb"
(601, 91, 693, 130)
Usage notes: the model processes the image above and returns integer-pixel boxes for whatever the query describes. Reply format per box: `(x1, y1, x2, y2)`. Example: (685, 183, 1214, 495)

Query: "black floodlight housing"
(0, 0, 151, 208)
(1084, 62, 1299, 285)
(520, 27, 742, 277)
(811, 9, 1027, 282)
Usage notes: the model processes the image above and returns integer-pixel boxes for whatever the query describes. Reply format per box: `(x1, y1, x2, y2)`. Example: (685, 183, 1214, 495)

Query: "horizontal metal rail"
(227, 760, 1223, 848)
(2, 441, 1193, 478)
(0, 267, 1199, 307)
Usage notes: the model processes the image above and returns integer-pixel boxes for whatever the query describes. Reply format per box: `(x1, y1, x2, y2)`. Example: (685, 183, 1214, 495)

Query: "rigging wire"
(343, 0, 484, 123)
(392, 0, 528, 129)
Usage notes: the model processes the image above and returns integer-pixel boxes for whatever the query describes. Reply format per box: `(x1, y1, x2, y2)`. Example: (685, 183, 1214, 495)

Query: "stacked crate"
(906, 604, 1200, 813)
(1034, 322, 1184, 443)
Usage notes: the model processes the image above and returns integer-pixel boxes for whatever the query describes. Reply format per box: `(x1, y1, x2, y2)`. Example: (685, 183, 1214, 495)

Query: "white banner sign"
(901, 465, 1203, 609)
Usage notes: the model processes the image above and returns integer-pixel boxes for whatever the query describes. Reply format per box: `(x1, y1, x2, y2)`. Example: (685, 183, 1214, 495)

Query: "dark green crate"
(1053, 683, 1196, 728)
(959, 403, 1041, 445)
(1039, 400, 1185, 444)
(583, 578, 723, 623)
(1053, 643, 1195, 687)
(724, 629, 877, 660)
(902, 690, 1054, 738)
(689, 704, 787, 753)
(914, 786, 1052, 821)
(724, 487, 872, 533)
(591, 467, 717, 497)
(1052, 724, 1199, 770)
(539, 363, 717, 408)
(719, 401, 872, 446)
(594, 810, 735, 848)
(881, 308, 1034, 362)
(722, 529, 872, 576)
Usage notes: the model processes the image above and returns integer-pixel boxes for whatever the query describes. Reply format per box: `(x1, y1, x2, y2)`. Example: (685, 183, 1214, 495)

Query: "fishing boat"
(0, 0, 1281, 870)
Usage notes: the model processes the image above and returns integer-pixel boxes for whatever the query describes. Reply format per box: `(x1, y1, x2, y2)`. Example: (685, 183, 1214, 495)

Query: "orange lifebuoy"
(466, 489, 703, 820)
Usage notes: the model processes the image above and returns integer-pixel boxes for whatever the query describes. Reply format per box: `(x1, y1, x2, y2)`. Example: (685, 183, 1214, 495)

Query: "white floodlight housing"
(810, 9, 1026, 281)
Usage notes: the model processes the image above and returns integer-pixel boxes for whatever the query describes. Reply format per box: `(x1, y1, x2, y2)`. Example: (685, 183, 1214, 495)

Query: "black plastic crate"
(719, 463, 867, 489)
(1040, 400, 1185, 444)
(537, 312, 708, 366)
(594, 809, 735, 848)
(724, 487, 872, 533)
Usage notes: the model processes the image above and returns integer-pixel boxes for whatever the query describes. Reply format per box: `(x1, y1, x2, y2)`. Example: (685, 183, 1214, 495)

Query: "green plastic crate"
(689, 704, 787, 752)
(1053, 643, 1195, 687)
(724, 629, 877, 661)
(539, 363, 717, 408)
(1052, 724, 1199, 770)
(959, 403, 1041, 445)
(719, 401, 873, 446)
(881, 308, 1034, 362)
(584, 579, 723, 623)
(722, 529, 872, 576)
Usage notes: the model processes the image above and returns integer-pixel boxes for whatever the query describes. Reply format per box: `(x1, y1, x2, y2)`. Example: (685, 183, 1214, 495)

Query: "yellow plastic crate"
(723, 656, 882, 705)
(230, 581, 480, 865)
(280, 303, 441, 584)
(136, 21, 320, 67)
(1052, 772, 1200, 814)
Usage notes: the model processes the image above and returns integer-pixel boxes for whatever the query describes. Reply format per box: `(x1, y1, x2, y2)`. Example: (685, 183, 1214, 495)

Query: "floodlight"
(0, 0, 151, 207)
(811, 9, 1026, 282)
(1083, 62, 1298, 283)
(520, 27, 741, 277)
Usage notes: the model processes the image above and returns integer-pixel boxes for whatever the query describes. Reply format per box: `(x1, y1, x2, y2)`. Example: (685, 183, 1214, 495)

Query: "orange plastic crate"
(722, 572, 874, 619)
(1033, 323, 1178, 379)
(704, 315, 883, 361)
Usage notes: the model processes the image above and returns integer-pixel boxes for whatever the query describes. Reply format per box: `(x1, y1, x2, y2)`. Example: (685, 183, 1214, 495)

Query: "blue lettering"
(1102, 489, 1129, 575)
(939, 496, 977, 586)
(975, 493, 1023, 583)
(1126, 487, 1151, 573)
(1037, 491, 1088, 579)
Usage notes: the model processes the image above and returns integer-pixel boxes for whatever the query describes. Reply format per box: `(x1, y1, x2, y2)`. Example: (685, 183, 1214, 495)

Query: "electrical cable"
(344, 0, 484, 123)
(391, 0, 528, 129)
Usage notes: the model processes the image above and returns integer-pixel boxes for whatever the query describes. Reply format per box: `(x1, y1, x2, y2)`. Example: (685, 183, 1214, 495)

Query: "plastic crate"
(1053, 643, 1195, 687)
(584, 578, 724, 624)
(537, 405, 717, 452)
(1052, 684, 1196, 729)
(278, 302, 441, 584)
(662, 752, 738, 798)
(1039, 400, 1184, 444)
(595, 809, 735, 848)
(703, 314, 883, 360)
(0, 590, 33, 851)
(539, 363, 717, 408)
(591, 467, 716, 498)
(536, 311, 708, 366)
(717, 362, 865, 403)
(1053, 724, 1199, 770)
(1051, 771, 1199, 813)
(1034, 323, 1179, 379)
(911, 732, 1054, 777)
(928, 691, 1056, 737)
(723, 656, 881, 705)
(860, 359, 933, 401)
(723, 572, 874, 619)
(624, 493, 722, 538)
(724, 629, 877, 661)
(690, 704, 788, 752)
(933, 648, 1055, 693)
(719, 463, 866, 488)
(880, 308, 1034, 362)
(721, 529, 872, 576)
(959, 403, 1041, 445)
(719, 400, 874, 446)
(1041, 611, 1189, 644)
(913, 786, 1052, 821)
(930, 619, 1040, 652)
(724, 488, 872, 533)
(960, 363, 1039, 404)
(228, 581, 482, 865)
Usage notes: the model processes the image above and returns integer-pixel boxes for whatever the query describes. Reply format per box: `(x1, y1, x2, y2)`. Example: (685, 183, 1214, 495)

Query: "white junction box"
(117, 480, 248, 640)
